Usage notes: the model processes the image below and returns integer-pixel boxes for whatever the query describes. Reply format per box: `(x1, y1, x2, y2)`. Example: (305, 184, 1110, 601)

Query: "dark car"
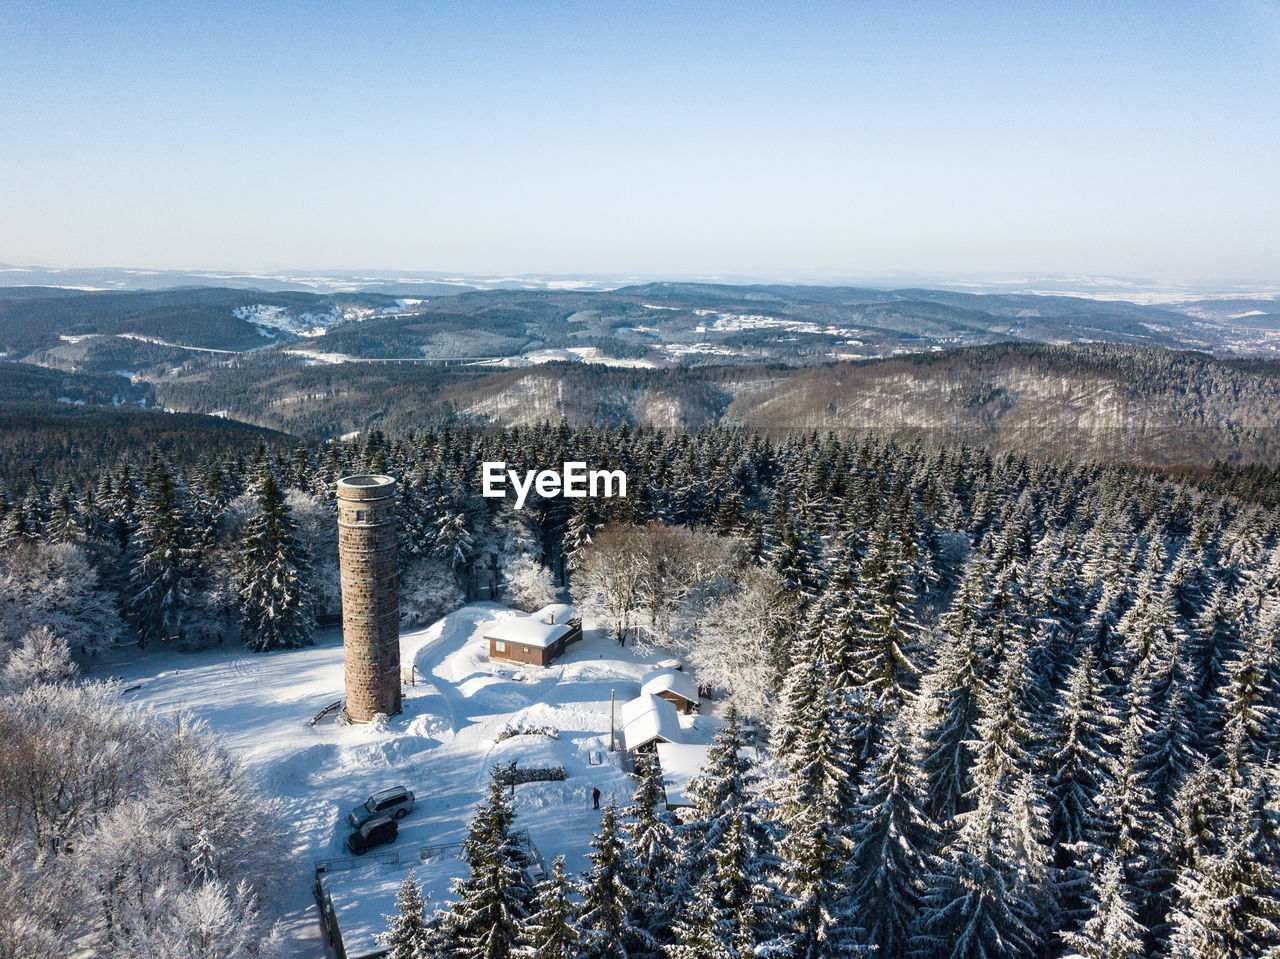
(346, 814, 397, 855)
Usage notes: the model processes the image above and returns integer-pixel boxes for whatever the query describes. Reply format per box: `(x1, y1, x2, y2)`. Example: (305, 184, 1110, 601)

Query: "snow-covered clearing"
(103, 604, 712, 957)
(472, 347, 658, 369)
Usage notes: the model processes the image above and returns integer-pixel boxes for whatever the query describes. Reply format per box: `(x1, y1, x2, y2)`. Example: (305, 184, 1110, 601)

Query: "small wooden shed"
(641, 667, 700, 714)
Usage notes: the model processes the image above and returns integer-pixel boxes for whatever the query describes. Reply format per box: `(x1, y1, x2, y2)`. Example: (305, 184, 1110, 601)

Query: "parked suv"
(348, 786, 416, 828)
(346, 815, 397, 855)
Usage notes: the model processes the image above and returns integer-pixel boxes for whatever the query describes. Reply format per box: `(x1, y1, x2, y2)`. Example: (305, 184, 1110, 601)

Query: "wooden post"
(610, 689, 616, 752)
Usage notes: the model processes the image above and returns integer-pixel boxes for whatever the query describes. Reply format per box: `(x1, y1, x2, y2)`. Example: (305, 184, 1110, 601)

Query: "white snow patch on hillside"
(102, 604, 709, 958)
(474, 348, 658, 370)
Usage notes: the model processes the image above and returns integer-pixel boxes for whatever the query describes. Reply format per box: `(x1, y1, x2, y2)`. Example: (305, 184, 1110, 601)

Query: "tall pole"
(610, 688, 616, 752)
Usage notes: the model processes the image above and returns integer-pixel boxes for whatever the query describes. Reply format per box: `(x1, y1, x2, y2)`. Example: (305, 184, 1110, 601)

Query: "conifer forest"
(2, 422, 1278, 957)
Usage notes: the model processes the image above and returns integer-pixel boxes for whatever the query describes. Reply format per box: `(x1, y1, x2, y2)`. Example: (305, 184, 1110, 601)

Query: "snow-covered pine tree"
(579, 798, 654, 959)
(910, 786, 1041, 959)
(1167, 761, 1228, 881)
(442, 765, 534, 959)
(853, 518, 922, 716)
(1130, 631, 1201, 817)
(665, 878, 733, 959)
(847, 713, 937, 957)
(763, 498, 823, 605)
(1217, 638, 1277, 789)
(919, 619, 985, 822)
(1045, 647, 1119, 850)
(769, 669, 866, 958)
(1165, 774, 1280, 959)
(1086, 718, 1157, 921)
(1058, 856, 1146, 959)
(682, 707, 779, 956)
(966, 642, 1036, 801)
(1043, 647, 1119, 919)
(127, 459, 199, 643)
(519, 856, 582, 959)
(237, 470, 314, 653)
(621, 755, 682, 945)
(380, 871, 432, 959)
(769, 796, 866, 959)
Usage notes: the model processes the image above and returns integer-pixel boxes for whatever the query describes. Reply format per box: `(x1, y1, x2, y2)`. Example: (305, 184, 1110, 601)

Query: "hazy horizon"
(4, 1, 1278, 282)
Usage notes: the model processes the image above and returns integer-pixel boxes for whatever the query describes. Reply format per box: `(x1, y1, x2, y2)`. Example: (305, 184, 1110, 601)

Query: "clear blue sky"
(2, 0, 1277, 282)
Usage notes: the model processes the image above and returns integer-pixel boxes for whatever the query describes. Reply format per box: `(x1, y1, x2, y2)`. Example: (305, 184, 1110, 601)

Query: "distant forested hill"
(0, 360, 149, 406)
(724, 342, 1280, 468)
(146, 342, 1280, 471)
(0, 286, 400, 358)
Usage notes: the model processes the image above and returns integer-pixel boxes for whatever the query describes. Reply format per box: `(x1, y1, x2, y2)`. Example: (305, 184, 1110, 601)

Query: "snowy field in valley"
(100, 604, 716, 958)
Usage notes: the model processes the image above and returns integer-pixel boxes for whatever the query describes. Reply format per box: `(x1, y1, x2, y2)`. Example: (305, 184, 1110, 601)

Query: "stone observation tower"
(336, 475, 401, 722)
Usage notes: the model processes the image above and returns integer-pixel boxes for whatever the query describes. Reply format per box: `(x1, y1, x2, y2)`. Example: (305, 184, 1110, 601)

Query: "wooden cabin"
(486, 604, 583, 667)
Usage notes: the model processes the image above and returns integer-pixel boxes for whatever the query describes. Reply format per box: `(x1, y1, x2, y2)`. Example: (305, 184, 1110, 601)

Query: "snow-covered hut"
(620, 692, 682, 753)
(640, 666, 700, 714)
(486, 604, 582, 667)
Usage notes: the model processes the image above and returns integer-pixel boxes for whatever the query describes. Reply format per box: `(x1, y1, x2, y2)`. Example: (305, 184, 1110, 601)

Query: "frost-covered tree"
(401, 557, 466, 628)
(0, 542, 122, 654)
(105, 878, 284, 959)
(519, 856, 582, 959)
(579, 799, 654, 959)
(1058, 856, 1146, 959)
(381, 871, 433, 959)
(573, 526, 644, 646)
(1, 626, 78, 692)
(237, 471, 314, 652)
(847, 715, 936, 957)
(128, 460, 200, 643)
(119, 877, 283, 958)
(0, 681, 284, 955)
(692, 566, 796, 722)
(442, 766, 534, 959)
(505, 553, 559, 612)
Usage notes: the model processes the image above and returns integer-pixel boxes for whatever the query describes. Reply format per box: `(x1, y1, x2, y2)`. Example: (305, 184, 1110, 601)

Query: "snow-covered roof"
(654, 742, 710, 807)
(620, 693, 682, 751)
(319, 856, 463, 959)
(485, 615, 572, 649)
(654, 743, 762, 808)
(535, 603, 580, 625)
(641, 667, 699, 705)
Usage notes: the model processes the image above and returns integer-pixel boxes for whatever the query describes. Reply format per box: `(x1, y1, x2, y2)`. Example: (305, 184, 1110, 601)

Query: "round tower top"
(336, 474, 397, 501)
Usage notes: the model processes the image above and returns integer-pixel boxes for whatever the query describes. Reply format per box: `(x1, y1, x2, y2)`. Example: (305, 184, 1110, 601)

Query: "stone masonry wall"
(337, 475, 401, 722)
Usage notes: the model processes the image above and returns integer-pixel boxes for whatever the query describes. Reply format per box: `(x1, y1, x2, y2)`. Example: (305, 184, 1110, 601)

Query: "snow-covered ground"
(100, 604, 712, 957)
(472, 347, 658, 369)
(233, 303, 405, 339)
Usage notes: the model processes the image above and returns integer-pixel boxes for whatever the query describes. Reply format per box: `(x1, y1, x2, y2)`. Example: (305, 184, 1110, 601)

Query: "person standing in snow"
(592, 787, 600, 810)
